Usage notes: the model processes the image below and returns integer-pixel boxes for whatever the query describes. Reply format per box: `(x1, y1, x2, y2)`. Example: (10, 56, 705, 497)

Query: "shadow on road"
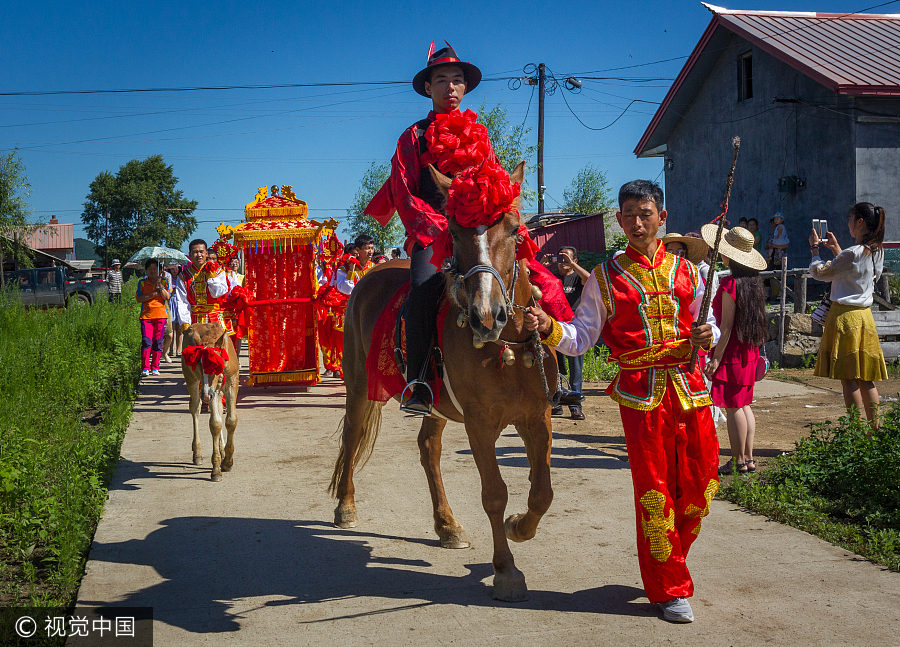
(457, 444, 628, 470)
(83, 517, 649, 634)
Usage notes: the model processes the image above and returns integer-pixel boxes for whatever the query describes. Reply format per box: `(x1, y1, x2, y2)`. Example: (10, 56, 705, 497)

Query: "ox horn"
(428, 164, 453, 197)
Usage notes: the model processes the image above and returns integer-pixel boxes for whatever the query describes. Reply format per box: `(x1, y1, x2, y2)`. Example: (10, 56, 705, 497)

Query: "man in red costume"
(525, 180, 720, 624)
(209, 235, 248, 357)
(174, 239, 229, 333)
(365, 41, 569, 414)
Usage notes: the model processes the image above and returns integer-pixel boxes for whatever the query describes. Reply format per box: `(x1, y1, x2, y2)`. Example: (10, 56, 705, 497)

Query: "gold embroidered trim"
(543, 319, 563, 347)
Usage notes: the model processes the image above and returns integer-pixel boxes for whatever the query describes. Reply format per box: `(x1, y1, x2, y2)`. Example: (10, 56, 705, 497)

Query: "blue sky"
(2, 0, 889, 252)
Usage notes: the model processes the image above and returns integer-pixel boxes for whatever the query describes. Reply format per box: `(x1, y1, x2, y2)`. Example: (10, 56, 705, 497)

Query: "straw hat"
(700, 225, 768, 270)
(660, 232, 709, 264)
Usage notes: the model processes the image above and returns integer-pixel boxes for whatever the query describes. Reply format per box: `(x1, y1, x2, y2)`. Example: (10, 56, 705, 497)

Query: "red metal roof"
(635, 4, 900, 156)
(529, 213, 607, 255)
(22, 223, 74, 251)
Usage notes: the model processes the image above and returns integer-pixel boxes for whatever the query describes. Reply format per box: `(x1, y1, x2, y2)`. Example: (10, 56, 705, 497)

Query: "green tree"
(81, 155, 198, 265)
(0, 150, 39, 287)
(562, 165, 614, 215)
(477, 102, 537, 203)
(346, 161, 404, 253)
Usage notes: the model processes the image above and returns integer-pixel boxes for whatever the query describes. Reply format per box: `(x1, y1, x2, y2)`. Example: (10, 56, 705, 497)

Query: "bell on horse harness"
(530, 284, 542, 301)
(457, 311, 468, 328)
(501, 344, 516, 366)
(522, 351, 535, 368)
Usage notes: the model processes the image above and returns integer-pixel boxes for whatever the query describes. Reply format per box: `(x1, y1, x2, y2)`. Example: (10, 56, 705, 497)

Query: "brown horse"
(181, 322, 239, 482)
(330, 162, 558, 601)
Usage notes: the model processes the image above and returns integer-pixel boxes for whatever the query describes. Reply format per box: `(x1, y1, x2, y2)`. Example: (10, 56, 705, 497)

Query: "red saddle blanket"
(366, 283, 449, 404)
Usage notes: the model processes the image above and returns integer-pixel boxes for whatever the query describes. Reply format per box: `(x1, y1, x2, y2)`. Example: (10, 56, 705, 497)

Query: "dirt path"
(71, 360, 900, 645)
(560, 374, 900, 469)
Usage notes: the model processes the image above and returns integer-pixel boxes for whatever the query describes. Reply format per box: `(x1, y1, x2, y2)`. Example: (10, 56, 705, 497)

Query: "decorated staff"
(688, 136, 742, 373)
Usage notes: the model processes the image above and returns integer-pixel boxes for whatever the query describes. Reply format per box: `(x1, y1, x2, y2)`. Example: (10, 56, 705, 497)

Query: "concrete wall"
(661, 28, 899, 266)
(854, 98, 900, 241)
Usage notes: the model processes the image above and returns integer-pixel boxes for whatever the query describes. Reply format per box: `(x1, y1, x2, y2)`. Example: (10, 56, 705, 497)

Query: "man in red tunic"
(365, 42, 570, 414)
(525, 180, 720, 624)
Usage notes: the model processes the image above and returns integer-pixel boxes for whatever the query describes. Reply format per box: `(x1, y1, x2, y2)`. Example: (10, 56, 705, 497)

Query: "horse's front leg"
(418, 416, 470, 548)
(464, 419, 527, 602)
(506, 409, 554, 543)
(187, 372, 203, 465)
(221, 373, 238, 472)
(208, 385, 225, 482)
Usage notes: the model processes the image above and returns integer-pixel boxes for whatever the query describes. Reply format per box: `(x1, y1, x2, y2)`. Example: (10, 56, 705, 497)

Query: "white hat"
(111, 259, 121, 266)
(700, 225, 767, 270)
(660, 232, 709, 264)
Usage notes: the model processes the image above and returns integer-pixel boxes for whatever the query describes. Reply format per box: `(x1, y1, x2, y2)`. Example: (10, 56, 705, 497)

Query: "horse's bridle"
(451, 258, 519, 318)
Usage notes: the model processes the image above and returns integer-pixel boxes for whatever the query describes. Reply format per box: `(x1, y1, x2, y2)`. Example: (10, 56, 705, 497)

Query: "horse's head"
(431, 161, 526, 346)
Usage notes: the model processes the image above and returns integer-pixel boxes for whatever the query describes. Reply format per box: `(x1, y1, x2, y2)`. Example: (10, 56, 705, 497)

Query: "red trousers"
(319, 315, 343, 378)
(618, 378, 719, 603)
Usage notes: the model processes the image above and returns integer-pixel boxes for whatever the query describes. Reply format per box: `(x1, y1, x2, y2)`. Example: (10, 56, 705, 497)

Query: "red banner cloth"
(182, 345, 229, 375)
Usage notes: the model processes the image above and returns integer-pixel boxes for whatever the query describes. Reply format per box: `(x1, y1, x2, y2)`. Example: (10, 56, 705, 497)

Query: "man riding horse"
(366, 41, 570, 414)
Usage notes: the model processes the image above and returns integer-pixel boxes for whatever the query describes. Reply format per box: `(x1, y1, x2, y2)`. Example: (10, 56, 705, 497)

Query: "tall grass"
(582, 344, 619, 382)
(0, 282, 140, 606)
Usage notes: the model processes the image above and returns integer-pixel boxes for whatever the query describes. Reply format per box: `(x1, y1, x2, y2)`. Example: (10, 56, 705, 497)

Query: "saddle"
(365, 282, 449, 404)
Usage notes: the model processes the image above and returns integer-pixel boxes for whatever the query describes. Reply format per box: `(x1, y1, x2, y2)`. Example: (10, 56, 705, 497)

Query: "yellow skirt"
(814, 303, 887, 381)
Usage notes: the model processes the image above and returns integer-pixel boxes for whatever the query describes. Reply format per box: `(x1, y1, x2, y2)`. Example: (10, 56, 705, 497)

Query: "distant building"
(22, 216, 75, 261)
(635, 4, 900, 264)
(525, 211, 608, 256)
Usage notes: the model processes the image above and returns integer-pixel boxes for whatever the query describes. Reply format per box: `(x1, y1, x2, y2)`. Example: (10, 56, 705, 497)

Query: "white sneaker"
(657, 597, 694, 623)
(140, 369, 150, 377)
(150, 369, 160, 376)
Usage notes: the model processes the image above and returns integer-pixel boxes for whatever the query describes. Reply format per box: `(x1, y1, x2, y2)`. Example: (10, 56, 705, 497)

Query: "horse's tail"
(328, 399, 384, 496)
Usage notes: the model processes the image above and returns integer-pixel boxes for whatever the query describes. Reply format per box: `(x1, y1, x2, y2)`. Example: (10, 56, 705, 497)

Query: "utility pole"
(104, 206, 109, 269)
(537, 63, 546, 214)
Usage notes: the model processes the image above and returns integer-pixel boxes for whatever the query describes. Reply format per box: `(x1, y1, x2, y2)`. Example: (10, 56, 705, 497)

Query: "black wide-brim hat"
(412, 41, 481, 97)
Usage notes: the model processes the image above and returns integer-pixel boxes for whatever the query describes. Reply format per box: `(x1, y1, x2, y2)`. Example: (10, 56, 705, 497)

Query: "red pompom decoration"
(424, 109, 492, 175)
(446, 159, 521, 229)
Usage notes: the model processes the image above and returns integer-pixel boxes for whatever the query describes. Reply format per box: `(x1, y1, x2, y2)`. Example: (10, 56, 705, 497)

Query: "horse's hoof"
(192, 454, 202, 466)
(210, 472, 223, 482)
(504, 513, 536, 543)
(492, 568, 528, 602)
(334, 505, 358, 528)
(221, 459, 233, 472)
(438, 525, 471, 549)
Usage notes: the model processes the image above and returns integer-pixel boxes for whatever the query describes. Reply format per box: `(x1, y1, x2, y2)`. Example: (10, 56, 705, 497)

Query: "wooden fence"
(763, 257, 898, 359)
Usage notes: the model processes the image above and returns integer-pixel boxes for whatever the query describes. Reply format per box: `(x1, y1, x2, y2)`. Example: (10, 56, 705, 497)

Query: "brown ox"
(181, 322, 239, 481)
(330, 162, 558, 601)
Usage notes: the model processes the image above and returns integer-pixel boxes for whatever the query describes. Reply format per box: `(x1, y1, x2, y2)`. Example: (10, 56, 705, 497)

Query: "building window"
(737, 52, 753, 101)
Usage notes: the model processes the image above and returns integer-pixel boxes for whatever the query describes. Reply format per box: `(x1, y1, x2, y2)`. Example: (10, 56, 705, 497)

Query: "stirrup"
(399, 379, 434, 416)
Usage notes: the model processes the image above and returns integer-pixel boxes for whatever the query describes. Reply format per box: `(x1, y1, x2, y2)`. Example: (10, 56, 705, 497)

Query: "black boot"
(401, 382, 433, 415)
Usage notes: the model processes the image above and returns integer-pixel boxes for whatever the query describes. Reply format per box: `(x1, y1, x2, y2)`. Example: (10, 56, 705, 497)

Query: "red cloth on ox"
(366, 283, 450, 403)
(182, 345, 229, 375)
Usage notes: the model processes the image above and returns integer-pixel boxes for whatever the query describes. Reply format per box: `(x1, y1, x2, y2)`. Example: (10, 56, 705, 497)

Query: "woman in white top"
(809, 202, 888, 426)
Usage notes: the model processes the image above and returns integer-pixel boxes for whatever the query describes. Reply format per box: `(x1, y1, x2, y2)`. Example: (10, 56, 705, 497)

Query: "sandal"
(745, 459, 756, 473)
(718, 460, 749, 476)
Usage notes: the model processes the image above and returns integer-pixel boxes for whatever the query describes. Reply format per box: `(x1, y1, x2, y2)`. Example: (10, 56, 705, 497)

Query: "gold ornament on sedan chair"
(501, 344, 516, 366)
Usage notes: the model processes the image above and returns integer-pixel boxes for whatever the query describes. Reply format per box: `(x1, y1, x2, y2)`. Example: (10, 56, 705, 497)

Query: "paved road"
(75, 360, 900, 646)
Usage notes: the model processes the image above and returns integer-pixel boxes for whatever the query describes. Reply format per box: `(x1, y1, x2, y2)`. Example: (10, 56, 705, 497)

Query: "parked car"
(4, 266, 107, 307)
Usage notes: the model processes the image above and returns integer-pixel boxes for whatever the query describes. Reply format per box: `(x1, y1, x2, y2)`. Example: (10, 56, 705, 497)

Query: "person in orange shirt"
(136, 259, 171, 377)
